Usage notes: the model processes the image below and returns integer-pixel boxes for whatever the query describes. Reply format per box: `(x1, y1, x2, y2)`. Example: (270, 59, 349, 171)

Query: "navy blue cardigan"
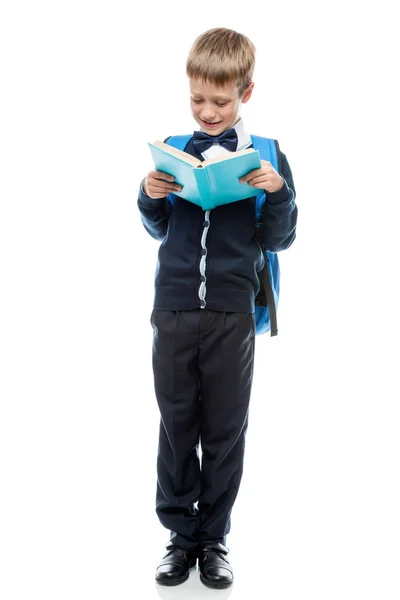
(137, 137, 298, 313)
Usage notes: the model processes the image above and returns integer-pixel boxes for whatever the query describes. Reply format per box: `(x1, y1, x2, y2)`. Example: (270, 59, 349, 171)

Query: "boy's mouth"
(201, 119, 222, 129)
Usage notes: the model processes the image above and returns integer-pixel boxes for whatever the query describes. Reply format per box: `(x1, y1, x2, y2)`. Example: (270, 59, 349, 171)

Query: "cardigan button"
(202, 220, 210, 227)
(201, 248, 207, 256)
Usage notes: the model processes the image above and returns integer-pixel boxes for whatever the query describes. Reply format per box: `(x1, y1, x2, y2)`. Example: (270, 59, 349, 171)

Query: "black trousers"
(151, 308, 256, 551)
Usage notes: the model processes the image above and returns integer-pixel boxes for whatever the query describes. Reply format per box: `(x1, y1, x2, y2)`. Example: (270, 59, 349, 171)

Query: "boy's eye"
(192, 99, 228, 106)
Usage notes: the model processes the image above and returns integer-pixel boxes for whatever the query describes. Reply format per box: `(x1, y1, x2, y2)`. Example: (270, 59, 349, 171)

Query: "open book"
(148, 140, 262, 210)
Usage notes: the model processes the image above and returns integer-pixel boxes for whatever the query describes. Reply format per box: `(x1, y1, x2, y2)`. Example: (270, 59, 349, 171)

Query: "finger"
(150, 182, 182, 194)
(148, 192, 171, 199)
(148, 175, 182, 189)
(147, 189, 181, 199)
(247, 175, 270, 186)
(250, 182, 271, 189)
(153, 170, 176, 182)
(239, 168, 263, 183)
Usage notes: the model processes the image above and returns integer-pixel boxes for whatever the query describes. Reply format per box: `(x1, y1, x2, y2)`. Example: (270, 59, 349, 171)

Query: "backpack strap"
(164, 135, 192, 151)
(251, 135, 281, 337)
(250, 136, 281, 222)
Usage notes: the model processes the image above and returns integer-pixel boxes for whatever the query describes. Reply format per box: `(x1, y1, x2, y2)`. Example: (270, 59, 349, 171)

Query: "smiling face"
(189, 78, 254, 136)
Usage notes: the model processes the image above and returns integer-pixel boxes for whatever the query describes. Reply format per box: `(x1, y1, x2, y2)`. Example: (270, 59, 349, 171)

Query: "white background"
(1, 1, 399, 598)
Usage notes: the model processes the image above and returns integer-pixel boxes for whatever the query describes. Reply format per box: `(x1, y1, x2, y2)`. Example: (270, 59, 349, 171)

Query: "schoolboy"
(137, 27, 298, 589)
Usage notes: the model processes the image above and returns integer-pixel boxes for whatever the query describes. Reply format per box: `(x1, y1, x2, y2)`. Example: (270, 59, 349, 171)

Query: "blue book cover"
(148, 141, 261, 211)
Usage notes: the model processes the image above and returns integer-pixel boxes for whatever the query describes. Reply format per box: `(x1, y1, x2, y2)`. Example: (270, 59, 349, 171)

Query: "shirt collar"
(197, 117, 252, 160)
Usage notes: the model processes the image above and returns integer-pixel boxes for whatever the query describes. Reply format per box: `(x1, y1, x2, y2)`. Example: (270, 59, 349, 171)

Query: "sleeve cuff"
(265, 178, 291, 204)
(140, 178, 147, 195)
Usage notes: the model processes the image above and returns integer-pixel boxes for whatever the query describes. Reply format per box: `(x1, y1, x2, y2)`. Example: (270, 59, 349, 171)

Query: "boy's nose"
(201, 110, 217, 121)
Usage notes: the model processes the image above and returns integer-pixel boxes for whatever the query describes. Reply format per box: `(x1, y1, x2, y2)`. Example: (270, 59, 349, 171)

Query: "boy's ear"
(241, 82, 254, 104)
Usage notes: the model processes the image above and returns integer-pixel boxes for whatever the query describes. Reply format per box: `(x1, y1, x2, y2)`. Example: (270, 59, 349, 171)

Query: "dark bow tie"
(192, 128, 238, 154)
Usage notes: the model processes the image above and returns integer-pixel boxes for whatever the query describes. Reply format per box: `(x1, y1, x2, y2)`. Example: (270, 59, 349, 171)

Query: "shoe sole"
(156, 571, 190, 586)
(200, 573, 233, 589)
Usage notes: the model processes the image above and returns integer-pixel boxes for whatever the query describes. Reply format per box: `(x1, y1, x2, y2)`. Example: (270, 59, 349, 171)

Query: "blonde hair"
(186, 28, 255, 96)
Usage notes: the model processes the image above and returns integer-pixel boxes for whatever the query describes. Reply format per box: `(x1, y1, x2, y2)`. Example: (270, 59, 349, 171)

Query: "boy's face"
(189, 78, 253, 137)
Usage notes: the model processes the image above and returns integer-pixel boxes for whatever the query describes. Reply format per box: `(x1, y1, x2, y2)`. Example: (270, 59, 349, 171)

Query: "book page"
(151, 141, 201, 168)
(201, 147, 257, 168)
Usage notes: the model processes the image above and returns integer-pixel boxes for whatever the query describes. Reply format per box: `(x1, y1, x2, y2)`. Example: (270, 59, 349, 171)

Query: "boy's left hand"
(239, 159, 284, 193)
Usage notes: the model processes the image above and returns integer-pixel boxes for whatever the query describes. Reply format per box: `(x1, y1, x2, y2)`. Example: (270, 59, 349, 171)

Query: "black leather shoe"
(199, 542, 233, 589)
(155, 543, 198, 586)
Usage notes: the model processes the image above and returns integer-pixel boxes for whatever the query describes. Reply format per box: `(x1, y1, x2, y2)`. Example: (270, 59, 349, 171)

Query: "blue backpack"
(165, 134, 281, 337)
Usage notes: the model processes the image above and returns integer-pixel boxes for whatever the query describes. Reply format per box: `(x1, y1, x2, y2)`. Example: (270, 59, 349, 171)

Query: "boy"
(137, 28, 297, 589)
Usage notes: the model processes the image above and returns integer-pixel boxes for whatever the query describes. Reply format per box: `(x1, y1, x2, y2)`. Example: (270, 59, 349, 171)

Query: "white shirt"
(199, 117, 252, 160)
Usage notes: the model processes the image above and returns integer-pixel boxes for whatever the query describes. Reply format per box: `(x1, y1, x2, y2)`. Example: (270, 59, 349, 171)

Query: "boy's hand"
(144, 170, 183, 199)
(239, 160, 284, 193)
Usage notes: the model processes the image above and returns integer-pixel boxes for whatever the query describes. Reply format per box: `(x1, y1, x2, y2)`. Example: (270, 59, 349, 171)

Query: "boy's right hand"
(144, 170, 182, 199)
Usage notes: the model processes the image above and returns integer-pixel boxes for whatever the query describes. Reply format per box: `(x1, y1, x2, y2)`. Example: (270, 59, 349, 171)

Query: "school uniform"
(137, 118, 297, 551)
